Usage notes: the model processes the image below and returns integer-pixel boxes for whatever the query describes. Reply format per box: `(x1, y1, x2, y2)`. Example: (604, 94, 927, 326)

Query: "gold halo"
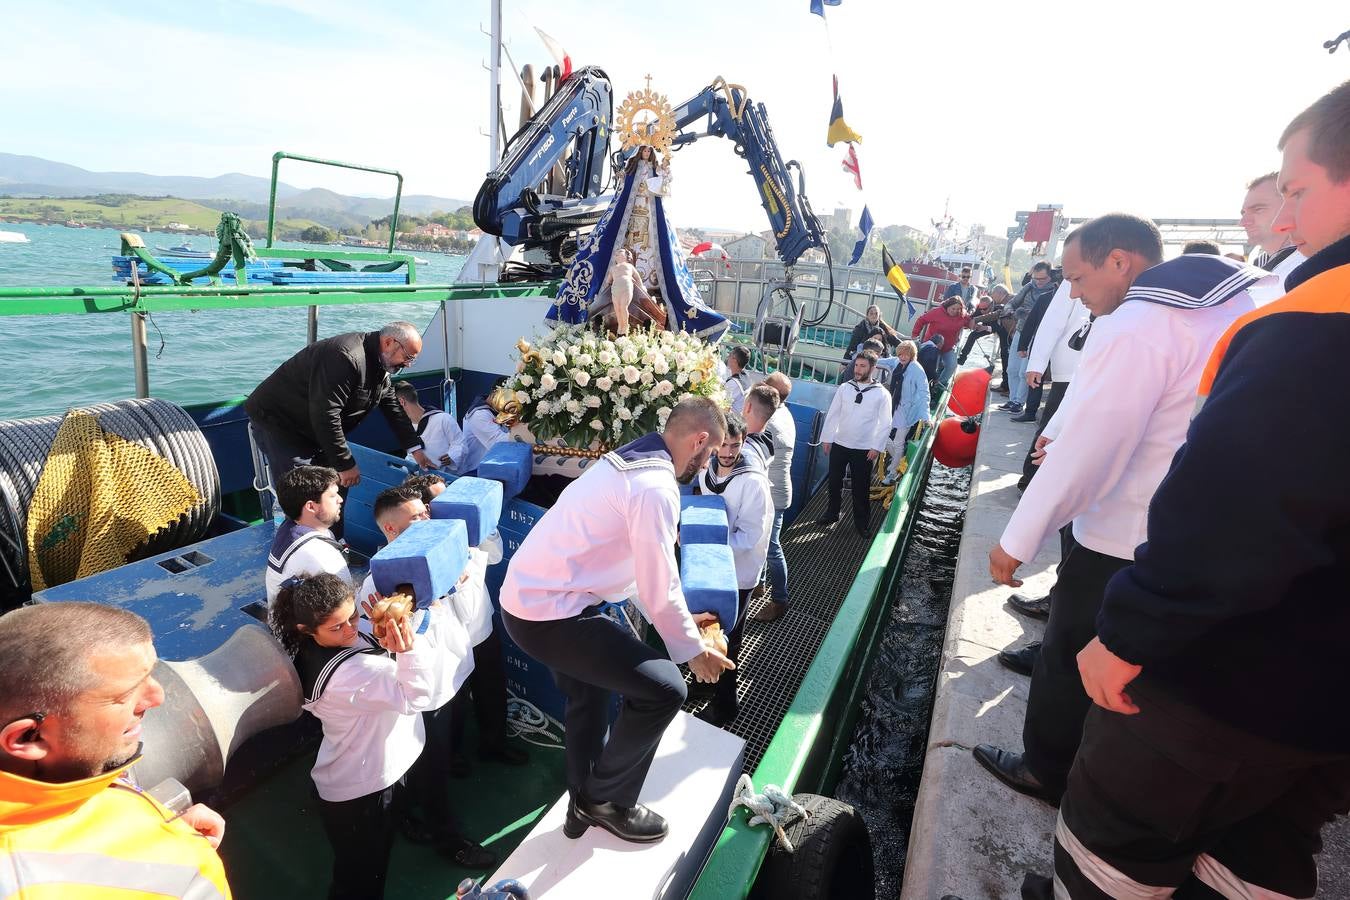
(617, 86, 677, 156)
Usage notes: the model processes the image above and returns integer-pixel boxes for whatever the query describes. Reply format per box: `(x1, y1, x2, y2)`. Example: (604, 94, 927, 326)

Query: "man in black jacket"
(1024, 78, 1350, 900)
(245, 321, 433, 532)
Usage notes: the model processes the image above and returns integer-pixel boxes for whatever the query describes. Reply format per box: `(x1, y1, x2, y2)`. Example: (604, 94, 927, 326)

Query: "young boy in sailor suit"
(265, 465, 351, 604)
(358, 485, 495, 869)
(395, 381, 462, 470)
(693, 412, 773, 727)
(819, 349, 891, 537)
(724, 345, 750, 415)
(499, 398, 735, 844)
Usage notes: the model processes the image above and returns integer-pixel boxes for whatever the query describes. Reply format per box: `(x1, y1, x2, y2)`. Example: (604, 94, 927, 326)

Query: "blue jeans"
(938, 348, 959, 387)
(764, 510, 788, 607)
(1007, 335, 1029, 406)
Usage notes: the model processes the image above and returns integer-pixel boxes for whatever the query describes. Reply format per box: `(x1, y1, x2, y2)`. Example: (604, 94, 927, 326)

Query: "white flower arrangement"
(509, 326, 729, 448)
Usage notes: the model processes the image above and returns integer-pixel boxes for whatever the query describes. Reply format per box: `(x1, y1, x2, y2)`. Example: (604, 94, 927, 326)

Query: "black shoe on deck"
(997, 643, 1041, 677)
(971, 744, 1061, 807)
(564, 796, 669, 843)
(1006, 593, 1051, 621)
(695, 701, 739, 728)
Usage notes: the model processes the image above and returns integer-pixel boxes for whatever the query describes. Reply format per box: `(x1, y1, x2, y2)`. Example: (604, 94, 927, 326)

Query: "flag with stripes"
(827, 75, 862, 147)
(849, 206, 873, 266)
(882, 245, 915, 317)
(841, 144, 862, 189)
(534, 27, 573, 81)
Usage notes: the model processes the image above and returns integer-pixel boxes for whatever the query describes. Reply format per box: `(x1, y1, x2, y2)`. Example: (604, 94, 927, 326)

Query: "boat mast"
(488, 0, 503, 169)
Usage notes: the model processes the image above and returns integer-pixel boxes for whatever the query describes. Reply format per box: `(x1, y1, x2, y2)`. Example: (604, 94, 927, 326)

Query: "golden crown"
(617, 75, 677, 156)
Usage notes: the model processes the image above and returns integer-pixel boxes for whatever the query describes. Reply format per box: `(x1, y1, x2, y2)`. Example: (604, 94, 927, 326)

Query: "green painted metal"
(691, 389, 950, 900)
(0, 281, 560, 316)
(267, 152, 404, 254)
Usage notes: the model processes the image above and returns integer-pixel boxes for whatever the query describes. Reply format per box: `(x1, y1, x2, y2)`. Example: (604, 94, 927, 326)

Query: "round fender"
(753, 794, 875, 900)
(948, 368, 991, 418)
(933, 416, 980, 468)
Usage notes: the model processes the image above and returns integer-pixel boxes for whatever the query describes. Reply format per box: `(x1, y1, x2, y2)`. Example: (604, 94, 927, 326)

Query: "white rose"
(623, 365, 641, 385)
(652, 354, 669, 375)
(572, 369, 591, 387)
(618, 407, 633, 420)
(590, 419, 604, 431)
(655, 380, 672, 396)
(679, 392, 694, 402)
(584, 395, 601, 408)
(595, 376, 613, 391)
(518, 373, 534, 387)
(608, 366, 623, 382)
(566, 399, 581, 414)
(577, 353, 593, 368)
(515, 390, 530, 405)
(619, 385, 632, 398)
(660, 331, 675, 345)
(621, 347, 639, 364)
(640, 370, 653, 385)
(540, 372, 557, 392)
(515, 360, 526, 373)
(552, 350, 567, 367)
(597, 349, 614, 366)
(676, 371, 688, 385)
(601, 340, 616, 353)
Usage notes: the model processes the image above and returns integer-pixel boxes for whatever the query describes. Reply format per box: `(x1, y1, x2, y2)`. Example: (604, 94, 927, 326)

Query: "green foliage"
(299, 224, 338, 243)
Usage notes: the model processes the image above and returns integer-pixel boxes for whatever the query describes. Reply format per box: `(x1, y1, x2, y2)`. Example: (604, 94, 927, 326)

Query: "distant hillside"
(0, 154, 468, 230)
(0, 195, 324, 239)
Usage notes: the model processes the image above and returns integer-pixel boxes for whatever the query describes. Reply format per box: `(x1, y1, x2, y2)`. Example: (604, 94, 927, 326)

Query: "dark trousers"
(316, 778, 405, 900)
(711, 588, 753, 712)
(503, 605, 687, 808)
(825, 444, 873, 528)
(450, 632, 510, 754)
(958, 325, 1006, 368)
(1031, 680, 1350, 899)
(404, 703, 463, 835)
(249, 419, 351, 538)
(1021, 544, 1129, 794)
(1018, 380, 1069, 492)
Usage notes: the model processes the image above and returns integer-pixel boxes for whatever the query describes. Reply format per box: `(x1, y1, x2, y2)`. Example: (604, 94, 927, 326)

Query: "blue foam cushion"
(680, 542, 739, 626)
(369, 519, 469, 606)
(430, 476, 502, 546)
(478, 441, 531, 500)
(680, 494, 729, 545)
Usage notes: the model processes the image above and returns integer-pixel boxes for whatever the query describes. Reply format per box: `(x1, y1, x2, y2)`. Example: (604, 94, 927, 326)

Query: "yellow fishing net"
(26, 411, 201, 591)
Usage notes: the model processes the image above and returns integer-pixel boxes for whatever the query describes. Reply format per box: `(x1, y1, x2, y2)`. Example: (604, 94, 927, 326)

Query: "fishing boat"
(0, 16, 966, 900)
(0, 230, 29, 243)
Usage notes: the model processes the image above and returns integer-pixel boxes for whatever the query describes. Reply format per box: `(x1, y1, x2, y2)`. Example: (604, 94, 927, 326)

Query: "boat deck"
(685, 469, 887, 771)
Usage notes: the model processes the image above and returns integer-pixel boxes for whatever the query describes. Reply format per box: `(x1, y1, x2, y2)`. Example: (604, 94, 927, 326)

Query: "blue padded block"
(369, 519, 469, 606)
(680, 542, 739, 626)
(430, 476, 502, 546)
(478, 441, 531, 500)
(680, 494, 729, 545)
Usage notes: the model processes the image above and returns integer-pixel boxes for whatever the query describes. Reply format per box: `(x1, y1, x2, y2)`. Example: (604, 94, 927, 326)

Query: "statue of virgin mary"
(548, 142, 727, 340)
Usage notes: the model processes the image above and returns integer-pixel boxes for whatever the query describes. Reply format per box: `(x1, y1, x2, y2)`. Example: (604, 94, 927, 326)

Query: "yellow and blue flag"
(827, 75, 862, 147)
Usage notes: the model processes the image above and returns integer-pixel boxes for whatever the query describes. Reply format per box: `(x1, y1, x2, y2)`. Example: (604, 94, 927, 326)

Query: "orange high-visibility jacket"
(0, 760, 231, 899)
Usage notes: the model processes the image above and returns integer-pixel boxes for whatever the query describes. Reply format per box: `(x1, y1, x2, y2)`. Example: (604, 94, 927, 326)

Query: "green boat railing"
(266, 151, 405, 255)
(690, 386, 949, 899)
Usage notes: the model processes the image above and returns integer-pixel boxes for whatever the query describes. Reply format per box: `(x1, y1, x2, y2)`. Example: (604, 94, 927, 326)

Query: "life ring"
(753, 793, 875, 899)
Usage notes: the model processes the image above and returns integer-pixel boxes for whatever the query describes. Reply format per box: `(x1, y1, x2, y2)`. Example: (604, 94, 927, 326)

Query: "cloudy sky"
(5, 0, 1347, 236)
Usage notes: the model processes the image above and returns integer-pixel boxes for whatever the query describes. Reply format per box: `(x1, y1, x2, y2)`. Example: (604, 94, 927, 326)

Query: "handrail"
(691, 386, 950, 899)
(267, 152, 404, 253)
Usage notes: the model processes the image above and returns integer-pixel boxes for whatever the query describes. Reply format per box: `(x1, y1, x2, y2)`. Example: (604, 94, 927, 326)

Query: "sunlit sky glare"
(4, 0, 1347, 236)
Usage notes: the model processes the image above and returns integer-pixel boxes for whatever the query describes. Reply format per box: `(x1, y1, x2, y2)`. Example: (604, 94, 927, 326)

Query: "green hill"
(0, 195, 326, 239)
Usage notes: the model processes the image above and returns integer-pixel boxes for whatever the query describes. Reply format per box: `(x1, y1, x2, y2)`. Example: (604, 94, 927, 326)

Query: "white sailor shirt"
(725, 372, 748, 415)
(699, 450, 774, 590)
(820, 379, 892, 452)
(406, 408, 462, 469)
(499, 450, 705, 663)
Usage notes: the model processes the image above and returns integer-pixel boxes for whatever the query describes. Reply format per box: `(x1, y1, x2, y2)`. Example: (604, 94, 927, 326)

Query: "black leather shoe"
(440, 835, 497, 868)
(971, 745, 1061, 806)
(855, 525, 874, 539)
(564, 795, 669, 843)
(1006, 593, 1050, 621)
(998, 642, 1041, 677)
(1010, 413, 1039, 423)
(479, 744, 530, 766)
(1021, 873, 1054, 900)
(816, 514, 839, 526)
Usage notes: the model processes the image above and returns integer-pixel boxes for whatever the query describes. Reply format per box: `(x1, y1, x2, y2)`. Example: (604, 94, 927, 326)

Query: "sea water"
(0, 222, 466, 420)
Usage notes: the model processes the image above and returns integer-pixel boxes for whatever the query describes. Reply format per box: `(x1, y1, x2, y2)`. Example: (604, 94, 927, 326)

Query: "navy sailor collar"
(605, 432, 674, 473)
(1124, 255, 1263, 310)
(1285, 233, 1350, 292)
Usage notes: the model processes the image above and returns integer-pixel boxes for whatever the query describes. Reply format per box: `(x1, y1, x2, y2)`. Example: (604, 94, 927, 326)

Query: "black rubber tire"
(752, 793, 875, 900)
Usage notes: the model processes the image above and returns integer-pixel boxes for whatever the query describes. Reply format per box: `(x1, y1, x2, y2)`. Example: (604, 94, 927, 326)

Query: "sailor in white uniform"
(500, 398, 735, 844)
(395, 381, 462, 470)
(452, 387, 510, 475)
(818, 350, 891, 537)
(265, 465, 351, 604)
(723, 345, 750, 415)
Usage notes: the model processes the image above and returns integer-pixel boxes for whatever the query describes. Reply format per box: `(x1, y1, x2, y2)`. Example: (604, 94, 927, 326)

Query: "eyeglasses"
(6, 711, 44, 741)
(960, 275, 970, 280)
(391, 338, 418, 366)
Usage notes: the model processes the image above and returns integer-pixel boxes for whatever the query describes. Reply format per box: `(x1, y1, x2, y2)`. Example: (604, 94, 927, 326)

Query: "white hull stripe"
(0, 850, 225, 899)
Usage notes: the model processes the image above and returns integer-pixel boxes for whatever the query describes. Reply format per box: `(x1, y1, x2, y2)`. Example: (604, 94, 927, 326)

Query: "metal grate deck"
(683, 473, 887, 771)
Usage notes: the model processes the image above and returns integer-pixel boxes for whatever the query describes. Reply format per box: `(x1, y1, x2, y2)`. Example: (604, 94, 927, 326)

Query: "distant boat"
(0, 231, 30, 244)
(155, 243, 214, 259)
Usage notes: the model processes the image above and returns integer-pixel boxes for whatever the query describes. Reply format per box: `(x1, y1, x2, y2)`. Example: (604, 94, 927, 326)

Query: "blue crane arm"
(668, 79, 827, 267)
(473, 66, 613, 245)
